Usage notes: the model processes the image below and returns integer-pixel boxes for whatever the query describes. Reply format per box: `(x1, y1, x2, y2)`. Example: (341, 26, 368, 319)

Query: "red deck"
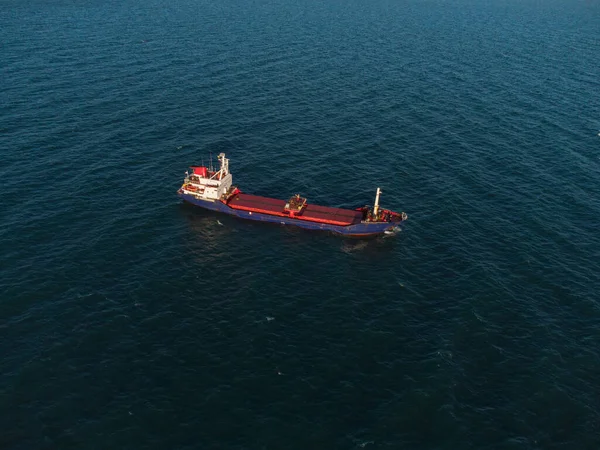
(227, 193, 362, 226)
(302, 204, 362, 226)
(227, 194, 287, 215)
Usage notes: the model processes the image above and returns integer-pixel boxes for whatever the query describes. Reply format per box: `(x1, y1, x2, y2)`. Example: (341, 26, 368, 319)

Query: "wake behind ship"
(177, 153, 407, 237)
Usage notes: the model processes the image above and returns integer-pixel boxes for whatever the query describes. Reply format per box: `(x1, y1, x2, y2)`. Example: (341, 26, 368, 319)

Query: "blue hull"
(179, 193, 401, 236)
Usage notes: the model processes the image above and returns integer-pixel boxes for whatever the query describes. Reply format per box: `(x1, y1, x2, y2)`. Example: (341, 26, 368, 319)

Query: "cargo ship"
(177, 153, 407, 237)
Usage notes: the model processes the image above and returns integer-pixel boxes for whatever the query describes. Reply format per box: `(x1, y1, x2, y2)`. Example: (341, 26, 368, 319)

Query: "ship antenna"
(209, 152, 214, 172)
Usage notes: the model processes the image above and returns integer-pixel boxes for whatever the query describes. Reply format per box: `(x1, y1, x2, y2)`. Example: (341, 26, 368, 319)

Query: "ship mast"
(217, 153, 229, 177)
(373, 187, 382, 217)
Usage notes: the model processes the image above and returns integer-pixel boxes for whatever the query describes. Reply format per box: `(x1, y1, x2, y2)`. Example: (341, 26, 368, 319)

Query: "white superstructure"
(180, 153, 233, 201)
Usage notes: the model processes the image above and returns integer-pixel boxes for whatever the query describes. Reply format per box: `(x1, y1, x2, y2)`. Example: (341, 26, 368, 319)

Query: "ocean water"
(1, 0, 600, 448)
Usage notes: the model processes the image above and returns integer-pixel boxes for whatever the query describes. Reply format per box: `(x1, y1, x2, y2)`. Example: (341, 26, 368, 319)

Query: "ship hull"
(179, 193, 401, 236)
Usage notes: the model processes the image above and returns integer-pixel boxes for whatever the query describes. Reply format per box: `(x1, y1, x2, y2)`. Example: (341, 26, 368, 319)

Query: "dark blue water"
(2, 0, 600, 448)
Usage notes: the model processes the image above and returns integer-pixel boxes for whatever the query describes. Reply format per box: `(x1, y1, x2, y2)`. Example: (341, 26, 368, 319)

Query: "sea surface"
(1, 0, 600, 448)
